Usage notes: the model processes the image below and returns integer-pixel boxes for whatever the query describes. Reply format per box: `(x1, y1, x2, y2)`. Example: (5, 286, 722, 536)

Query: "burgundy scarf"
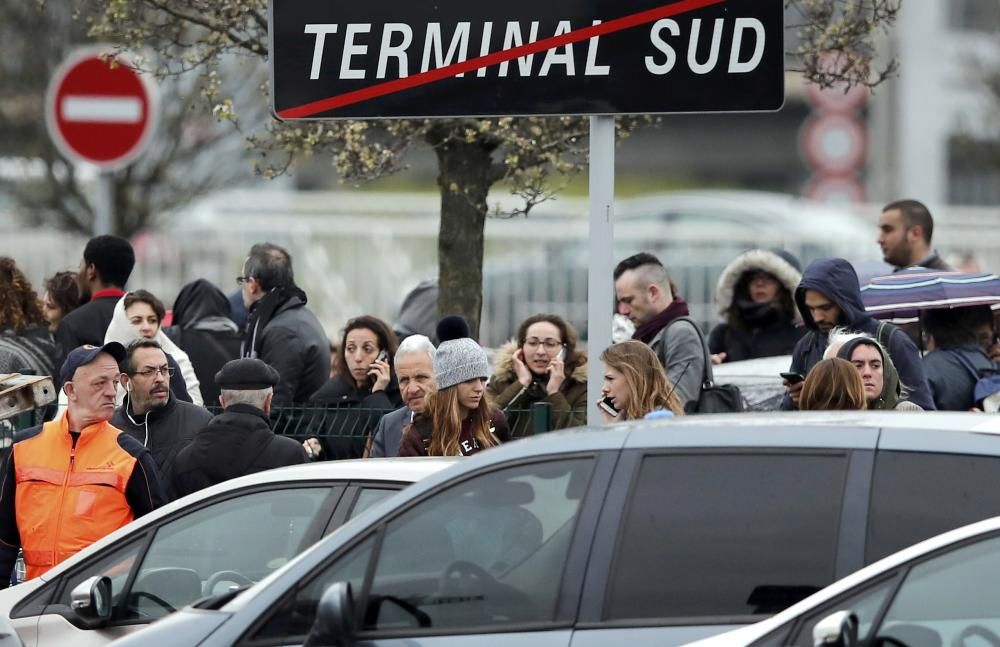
(632, 297, 691, 344)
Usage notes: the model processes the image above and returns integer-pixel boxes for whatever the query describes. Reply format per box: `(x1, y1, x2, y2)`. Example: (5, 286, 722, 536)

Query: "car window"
(361, 458, 593, 632)
(785, 577, 897, 646)
(121, 487, 331, 621)
(867, 451, 1000, 563)
(348, 488, 397, 520)
(606, 452, 848, 620)
(873, 534, 1000, 646)
(53, 538, 144, 618)
(248, 458, 594, 643)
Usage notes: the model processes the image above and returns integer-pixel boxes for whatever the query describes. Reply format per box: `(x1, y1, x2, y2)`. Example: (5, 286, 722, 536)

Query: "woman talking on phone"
(487, 314, 588, 436)
(309, 315, 403, 458)
(598, 340, 685, 421)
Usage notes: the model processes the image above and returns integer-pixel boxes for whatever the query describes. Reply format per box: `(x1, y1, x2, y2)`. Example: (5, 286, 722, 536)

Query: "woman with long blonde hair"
(400, 337, 510, 456)
(599, 341, 684, 421)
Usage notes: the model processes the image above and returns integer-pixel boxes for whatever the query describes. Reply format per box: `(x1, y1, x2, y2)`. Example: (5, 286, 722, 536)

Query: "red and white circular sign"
(800, 113, 867, 176)
(45, 47, 158, 169)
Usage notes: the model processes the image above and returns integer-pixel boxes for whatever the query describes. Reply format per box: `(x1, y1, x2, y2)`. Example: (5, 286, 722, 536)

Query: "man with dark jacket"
(112, 339, 212, 501)
(55, 236, 135, 377)
(238, 243, 330, 406)
(781, 258, 935, 410)
(172, 358, 308, 497)
(164, 279, 242, 405)
(614, 253, 707, 409)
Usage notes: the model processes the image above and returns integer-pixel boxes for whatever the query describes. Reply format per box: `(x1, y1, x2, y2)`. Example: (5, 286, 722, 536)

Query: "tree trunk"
(429, 128, 496, 340)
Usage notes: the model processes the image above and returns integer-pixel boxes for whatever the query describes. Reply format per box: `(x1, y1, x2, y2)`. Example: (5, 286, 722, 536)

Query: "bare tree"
(85, 0, 900, 335)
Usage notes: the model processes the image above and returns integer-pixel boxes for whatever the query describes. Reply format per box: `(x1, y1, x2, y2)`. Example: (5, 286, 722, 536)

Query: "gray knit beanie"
(434, 338, 490, 390)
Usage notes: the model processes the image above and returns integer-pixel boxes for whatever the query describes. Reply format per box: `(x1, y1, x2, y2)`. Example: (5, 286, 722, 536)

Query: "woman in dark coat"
(0, 257, 60, 380)
(709, 248, 805, 363)
(309, 315, 403, 458)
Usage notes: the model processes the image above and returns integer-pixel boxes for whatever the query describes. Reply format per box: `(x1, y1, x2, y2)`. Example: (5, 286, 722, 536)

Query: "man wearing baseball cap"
(0, 342, 164, 587)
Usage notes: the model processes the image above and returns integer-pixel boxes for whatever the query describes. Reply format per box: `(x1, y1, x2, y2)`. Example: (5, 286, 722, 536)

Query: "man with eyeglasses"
(237, 243, 330, 406)
(0, 342, 164, 586)
(112, 339, 213, 501)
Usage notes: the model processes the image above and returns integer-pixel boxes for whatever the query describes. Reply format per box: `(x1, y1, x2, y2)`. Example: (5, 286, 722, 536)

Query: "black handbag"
(671, 318, 745, 414)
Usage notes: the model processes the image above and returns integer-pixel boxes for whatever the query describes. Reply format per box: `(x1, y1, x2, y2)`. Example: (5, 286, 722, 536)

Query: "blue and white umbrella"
(861, 267, 1000, 319)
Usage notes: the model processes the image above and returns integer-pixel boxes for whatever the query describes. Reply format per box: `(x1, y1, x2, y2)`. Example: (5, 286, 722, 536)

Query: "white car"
(0, 457, 455, 647)
(685, 513, 1000, 647)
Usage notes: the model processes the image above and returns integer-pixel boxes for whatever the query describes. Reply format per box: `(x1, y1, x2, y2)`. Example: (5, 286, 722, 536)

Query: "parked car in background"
(112, 412, 1000, 647)
(685, 512, 1000, 647)
(0, 458, 454, 647)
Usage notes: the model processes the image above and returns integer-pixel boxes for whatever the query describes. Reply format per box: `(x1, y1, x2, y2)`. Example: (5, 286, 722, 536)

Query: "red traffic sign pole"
(45, 47, 158, 234)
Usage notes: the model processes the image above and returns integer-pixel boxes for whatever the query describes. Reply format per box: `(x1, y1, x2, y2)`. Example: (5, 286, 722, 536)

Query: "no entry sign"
(269, 0, 784, 119)
(45, 48, 158, 169)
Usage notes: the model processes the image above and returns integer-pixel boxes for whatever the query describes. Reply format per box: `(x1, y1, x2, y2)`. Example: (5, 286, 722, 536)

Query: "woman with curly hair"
(0, 257, 60, 379)
(599, 340, 685, 421)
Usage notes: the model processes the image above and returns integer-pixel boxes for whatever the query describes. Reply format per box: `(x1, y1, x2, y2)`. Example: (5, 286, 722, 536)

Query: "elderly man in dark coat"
(171, 358, 307, 498)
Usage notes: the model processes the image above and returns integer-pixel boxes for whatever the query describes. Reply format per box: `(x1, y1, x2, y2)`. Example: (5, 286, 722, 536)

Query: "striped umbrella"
(861, 267, 1000, 319)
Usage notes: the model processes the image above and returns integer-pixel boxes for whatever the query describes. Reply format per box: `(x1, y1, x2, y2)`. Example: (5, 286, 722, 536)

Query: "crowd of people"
(0, 197, 998, 585)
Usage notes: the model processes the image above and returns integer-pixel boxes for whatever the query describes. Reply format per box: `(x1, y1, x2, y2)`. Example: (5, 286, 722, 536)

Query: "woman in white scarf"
(104, 291, 203, 406)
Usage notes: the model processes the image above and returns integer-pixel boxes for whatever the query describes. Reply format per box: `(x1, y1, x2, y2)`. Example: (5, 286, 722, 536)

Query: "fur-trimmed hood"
(715, 249, 803, 322)
(490, 340, 588, 384)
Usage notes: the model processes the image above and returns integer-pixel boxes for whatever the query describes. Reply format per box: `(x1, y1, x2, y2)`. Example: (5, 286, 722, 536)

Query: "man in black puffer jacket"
(112, 339, 212, 502)
(172, 358, 307, 498)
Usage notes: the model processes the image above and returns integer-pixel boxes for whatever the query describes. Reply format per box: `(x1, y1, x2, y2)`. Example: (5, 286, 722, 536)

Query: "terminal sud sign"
(45, 48, 158, 169)
(269, 0, 784, 119)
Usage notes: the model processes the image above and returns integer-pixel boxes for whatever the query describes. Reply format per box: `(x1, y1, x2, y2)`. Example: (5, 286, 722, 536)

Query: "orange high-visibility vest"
(13, 415, 136, 579)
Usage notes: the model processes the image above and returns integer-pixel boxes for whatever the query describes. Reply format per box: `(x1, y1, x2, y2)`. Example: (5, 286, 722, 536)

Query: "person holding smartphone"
(598, 341, 685, 421)
(487, 314, 588, 437)
(309, 315, 403, 458)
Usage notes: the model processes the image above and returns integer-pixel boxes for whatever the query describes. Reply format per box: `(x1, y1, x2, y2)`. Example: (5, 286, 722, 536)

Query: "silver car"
(0, 458, 454, 647)
(110, 412, 1000, 647)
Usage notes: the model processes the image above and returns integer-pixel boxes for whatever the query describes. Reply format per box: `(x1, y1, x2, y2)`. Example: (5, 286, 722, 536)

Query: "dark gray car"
(109, 412, 1000, 647)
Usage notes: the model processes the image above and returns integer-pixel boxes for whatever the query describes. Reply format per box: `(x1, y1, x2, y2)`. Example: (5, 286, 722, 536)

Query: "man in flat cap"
(171, 358, 308, 498)
(0, 342, 163, 586)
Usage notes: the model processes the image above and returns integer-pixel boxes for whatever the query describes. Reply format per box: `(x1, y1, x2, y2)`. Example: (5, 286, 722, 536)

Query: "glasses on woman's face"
(524, 338, 563, 351)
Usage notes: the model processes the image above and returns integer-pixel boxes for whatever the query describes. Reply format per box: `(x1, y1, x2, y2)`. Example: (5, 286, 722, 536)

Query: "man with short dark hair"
(239, 243, 330, 406)
(878, 199, 953, 271)
(112, 339, 212, 501)
(0, 342, 162, 585)
(171, 358, 308, 497)
(613, 252, 707, 409)
(55, 235, 136, 373)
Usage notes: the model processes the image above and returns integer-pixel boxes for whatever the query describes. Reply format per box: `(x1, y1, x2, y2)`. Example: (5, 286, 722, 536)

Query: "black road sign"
(269, 0, 783, 120)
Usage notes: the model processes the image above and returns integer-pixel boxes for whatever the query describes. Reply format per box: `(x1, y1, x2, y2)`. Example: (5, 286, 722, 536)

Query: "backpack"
(951, 351, 1000, 412)
(662, 317, 744, 414)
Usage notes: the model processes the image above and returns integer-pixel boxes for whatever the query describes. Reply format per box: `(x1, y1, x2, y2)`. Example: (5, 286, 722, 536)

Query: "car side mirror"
(304, 581, 355, 647)
(813, 610, 859, 647)
(70, 576, 113, 628)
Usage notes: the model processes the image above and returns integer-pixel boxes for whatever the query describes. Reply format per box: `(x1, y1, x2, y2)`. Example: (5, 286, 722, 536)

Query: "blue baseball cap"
(60, 342, 127, 384)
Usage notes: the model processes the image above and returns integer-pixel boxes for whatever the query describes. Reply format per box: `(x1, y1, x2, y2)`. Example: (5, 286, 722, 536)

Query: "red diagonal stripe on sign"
(277, 0, 727, 118)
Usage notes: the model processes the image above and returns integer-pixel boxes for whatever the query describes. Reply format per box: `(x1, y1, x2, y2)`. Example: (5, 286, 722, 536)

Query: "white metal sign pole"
(94, 171, 114, 236)
(587, 115, 615, 426)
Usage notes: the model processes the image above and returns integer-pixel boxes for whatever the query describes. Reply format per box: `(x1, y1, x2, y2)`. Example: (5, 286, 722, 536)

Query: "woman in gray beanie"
(400, 337, 509, 456)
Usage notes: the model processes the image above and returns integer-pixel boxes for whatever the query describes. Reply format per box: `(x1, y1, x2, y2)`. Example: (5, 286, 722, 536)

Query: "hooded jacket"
(171, 403, 307, 498)
(243, 287, 329, 407)
(487, 341, 588, 437)
(708, 249, 805, 362)
(922, 345, 998, 411)
(783, 258, 934, 410)
(163, 280, 242, 406)
(836, 337, 922, 411)
(111, 390, 212, 501)
(105, 296, 202, 406)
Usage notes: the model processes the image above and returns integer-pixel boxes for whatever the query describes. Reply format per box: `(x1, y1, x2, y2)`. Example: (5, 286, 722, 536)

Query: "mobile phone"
(598, 396, 620, 417)
(780, 371, 805, 385)
(375, 350, 389, 363)
(554, 347, 566, 362)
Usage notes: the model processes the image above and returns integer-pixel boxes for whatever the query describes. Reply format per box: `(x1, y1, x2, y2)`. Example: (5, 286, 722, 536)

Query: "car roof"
(37, 457, 457, 583)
